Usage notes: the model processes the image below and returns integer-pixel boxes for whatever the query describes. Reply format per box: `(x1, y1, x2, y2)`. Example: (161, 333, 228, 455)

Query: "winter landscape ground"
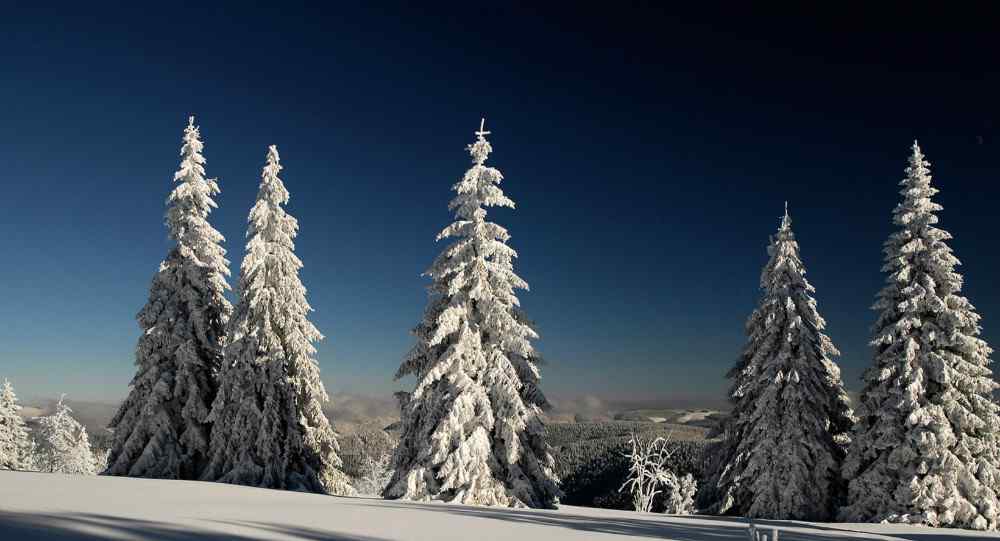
(2, 470, 998, 541)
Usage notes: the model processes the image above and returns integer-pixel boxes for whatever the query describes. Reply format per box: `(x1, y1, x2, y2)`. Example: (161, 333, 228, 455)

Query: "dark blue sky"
(1, 3, 997, 406)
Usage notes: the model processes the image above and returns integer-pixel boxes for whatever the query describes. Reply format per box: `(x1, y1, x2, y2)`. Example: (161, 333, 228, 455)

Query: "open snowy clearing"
(1, 472, 997, 541)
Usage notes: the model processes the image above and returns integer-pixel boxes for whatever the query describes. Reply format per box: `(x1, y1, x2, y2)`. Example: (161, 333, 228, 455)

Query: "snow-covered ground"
(1, 471, 997, 541)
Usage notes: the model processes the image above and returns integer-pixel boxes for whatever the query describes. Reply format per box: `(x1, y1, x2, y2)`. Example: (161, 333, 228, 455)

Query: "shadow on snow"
(0, 512, 386, 541)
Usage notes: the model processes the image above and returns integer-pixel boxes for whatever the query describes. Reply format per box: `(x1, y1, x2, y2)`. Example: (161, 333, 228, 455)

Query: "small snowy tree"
(714, 205, 855, 521)
(34, 398, 96, 475)
(0, 379, 35, 470)
(202, 145, 351, 495)
(665, 473, 698, 515)
(619, 433, 696, 514)
(92, 447, 110, 474)
(385, 119, 559, 508)
(840, 142, 1000, 530)
(619, 434, 671, 513)
(106, 116, 232, 480)
(355, 448, 393, 497)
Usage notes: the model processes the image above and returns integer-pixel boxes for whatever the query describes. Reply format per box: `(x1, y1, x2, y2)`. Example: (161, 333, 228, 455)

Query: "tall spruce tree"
(106, 116, 232, 479)
(0, 379, 35, 470)
(385, 120, 559, 508)
(840, 142, 1000, 530)
(715, 205, 855, 520)
(202, 146, 351, 495)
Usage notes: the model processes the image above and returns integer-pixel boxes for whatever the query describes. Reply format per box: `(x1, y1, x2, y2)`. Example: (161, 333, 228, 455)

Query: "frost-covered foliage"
(203, 146, 351, 495)
(34, 398, 96, 475)
(92, 448, 110, 474)
(665, 473, 698, 515)
(0, 379, 35, 471)
(107, 116, 232, 480)
(341, 428, 396, 495)
(840, 142, 1000, 531)
(385, 120, 559, 508)
(355, 449, 393, 497)
(714, 206, 854, 521)
(618, 433, 698, 515)
(547, 421, 708, 510)
(619, 434, 671, 512)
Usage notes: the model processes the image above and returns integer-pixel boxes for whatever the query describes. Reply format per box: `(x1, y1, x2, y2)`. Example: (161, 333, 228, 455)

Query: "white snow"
(1, 471, 998, 541)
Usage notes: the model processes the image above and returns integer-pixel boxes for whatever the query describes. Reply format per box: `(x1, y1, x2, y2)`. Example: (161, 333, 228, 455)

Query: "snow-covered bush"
(619, 434, 671, 512)
(92, 447, 110, 474)
(354, 449, 393, 497)
(0, 379, 35, 471)
(548, 421, 706, 510)
(619, 433, 697, 514)
(33, 398, 96, 475)
(665, 473, 697, 515)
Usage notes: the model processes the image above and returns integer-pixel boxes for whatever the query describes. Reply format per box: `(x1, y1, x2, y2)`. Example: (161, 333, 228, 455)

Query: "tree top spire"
(476, 117, 491, 141)
(780, 201, 792, 231)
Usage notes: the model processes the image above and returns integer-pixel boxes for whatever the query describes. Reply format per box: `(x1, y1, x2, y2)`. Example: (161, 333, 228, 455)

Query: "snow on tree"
(619, 433, 697, 514)
(665, 473, 698, 515)
(34, 397, 96, 475)
(0, 379, 35, 471)
(840, 142, 1000, 530)
(355, 447, 393, 497)
(714, 204, 855, 521)
(619, 434, 671, 513)
(202, 145, 351, 495)
(385, 119, 559, 508)
(92, 447, 111, 474)
(106, 116, 232, 480)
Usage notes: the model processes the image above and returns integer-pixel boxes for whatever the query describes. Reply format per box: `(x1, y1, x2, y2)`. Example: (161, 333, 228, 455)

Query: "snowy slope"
(1, 471, 998, 541)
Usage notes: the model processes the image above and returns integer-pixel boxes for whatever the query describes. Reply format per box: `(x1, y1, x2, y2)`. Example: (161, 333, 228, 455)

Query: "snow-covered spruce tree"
(840, 142, 1000, 530)
(34, 398, 96, 475)
(714, 205, 855, 521)
(385, 120, 559, 508)
(0, 379, 35, 470)
(202, 145, 351, 495)
(106, 116, 232, 480)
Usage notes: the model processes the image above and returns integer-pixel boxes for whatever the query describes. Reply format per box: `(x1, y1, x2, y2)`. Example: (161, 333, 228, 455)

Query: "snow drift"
(1, 471, 998, 540)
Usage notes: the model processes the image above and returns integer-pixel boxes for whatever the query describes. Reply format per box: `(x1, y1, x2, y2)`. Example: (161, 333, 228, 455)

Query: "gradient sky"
(0, 4, 997, 406)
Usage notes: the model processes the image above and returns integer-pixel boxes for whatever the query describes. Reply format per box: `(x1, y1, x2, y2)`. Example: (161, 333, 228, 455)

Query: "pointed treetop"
(476, 117, 491, 141)
(909, 139, 928, 164)
(469, 117, 494, 166)
(267, 144, 280, 164)
(188, 115, 196, 128)
(780, 201, 792, 231)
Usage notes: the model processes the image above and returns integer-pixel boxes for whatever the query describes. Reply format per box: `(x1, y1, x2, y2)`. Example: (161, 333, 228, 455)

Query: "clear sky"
(0, 3, 997, 406)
